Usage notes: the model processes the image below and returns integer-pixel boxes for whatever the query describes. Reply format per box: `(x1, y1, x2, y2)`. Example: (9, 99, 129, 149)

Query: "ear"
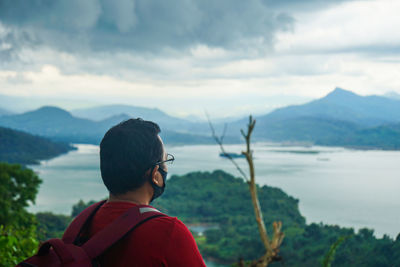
(151, 165, 162, 185)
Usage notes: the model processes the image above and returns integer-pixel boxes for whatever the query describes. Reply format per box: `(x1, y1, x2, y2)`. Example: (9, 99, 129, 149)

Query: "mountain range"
(257, 88, 400, 127)
(72, 104, 188, 123)
(242, 88, 400, 149)
(1, 88, 400, 149)
(71, 104, 210, 135)
(0, 106, 213, 145)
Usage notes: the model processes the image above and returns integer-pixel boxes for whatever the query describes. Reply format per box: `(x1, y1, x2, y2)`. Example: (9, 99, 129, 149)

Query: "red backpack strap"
(81, 205, 166, 259)
(62, 200, 107, 244)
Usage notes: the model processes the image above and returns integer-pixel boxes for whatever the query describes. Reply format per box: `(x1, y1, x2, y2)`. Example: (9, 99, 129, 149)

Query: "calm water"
(29, 143, 400, 239)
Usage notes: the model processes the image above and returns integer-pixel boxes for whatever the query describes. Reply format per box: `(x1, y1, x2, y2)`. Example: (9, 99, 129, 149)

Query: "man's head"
(100, 118, 165, 197)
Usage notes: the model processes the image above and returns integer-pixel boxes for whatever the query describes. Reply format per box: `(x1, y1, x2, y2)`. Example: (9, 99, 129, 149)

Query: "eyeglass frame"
(154, 153, 175, 167)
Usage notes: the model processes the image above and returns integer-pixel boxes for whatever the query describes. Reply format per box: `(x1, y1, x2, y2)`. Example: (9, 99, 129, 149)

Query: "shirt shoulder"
(119, 215, 206, 267)
(87, 202, 206, 266)
(163, 217, 207, 267)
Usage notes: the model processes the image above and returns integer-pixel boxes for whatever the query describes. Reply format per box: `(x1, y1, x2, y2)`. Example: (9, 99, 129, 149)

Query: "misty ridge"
(1, 87, 400, 150)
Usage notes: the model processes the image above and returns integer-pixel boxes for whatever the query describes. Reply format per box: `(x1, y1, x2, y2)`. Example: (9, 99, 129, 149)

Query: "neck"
(108, 184, 153, 205)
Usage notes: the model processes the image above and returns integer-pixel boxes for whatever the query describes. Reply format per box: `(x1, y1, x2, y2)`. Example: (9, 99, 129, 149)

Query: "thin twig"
(206, 113, 249, 182)
(220, 123, 227, 143)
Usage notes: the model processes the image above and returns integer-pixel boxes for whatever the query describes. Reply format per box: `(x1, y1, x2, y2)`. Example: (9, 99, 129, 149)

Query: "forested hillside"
(153, 171, 400, 266)
(0, 126, 75, 164)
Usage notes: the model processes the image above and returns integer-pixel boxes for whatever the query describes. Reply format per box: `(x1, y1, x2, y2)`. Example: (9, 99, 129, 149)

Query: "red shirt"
(88, 201, 206, 267)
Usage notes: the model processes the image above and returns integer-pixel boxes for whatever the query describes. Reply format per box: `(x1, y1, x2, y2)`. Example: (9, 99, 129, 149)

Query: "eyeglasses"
(154, 153, 175, 166)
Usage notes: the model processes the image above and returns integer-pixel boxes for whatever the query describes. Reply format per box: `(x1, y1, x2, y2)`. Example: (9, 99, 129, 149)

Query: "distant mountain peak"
(36, 105, 64, 111)
(320, 88, 361, 103)
(327, 87, 357, 97)
(33, 106, 73, 117)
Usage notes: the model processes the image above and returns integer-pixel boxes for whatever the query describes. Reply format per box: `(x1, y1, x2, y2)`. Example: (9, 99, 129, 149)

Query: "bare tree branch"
(220, 123, 227, 144)
(209, 114, 285, 267)
(206, 113, 249, 182)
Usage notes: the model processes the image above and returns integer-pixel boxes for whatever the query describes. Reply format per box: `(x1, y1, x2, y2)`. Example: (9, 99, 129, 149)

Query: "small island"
(219, 152, 246, 159)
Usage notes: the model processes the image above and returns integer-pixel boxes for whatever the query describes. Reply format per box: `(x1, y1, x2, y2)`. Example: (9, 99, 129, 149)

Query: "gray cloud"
(0, 0, 304, 57)
(0, 0, 362, 76)
(0, 24, 22, 62)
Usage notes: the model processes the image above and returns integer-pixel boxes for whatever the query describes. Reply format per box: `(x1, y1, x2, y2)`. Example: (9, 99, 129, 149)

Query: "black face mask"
(150, 166, 167, 202)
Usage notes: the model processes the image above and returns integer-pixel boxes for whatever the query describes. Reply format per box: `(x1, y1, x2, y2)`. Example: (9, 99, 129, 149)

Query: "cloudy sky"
(0, 0, 399, 118)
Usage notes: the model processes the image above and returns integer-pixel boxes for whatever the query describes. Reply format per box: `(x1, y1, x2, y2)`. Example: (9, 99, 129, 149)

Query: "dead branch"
(208, 114, 285, 267)
(206, 113, 249, 182)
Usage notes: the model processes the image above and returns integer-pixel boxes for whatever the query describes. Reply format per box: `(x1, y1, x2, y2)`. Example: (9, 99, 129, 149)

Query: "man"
(87, 118, 206, 266)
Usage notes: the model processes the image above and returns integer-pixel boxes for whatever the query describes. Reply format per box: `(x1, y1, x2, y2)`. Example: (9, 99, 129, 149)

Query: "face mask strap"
(149, 165, 167, 202)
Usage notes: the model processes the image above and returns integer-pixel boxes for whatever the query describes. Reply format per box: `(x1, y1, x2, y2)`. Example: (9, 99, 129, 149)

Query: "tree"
(71, 199, 98, 217)
(0, 225, 39, 267)
(0, 162, 42, 266)
(0, 162, 42, 227)
(208, 115, 284, 266)
(36, 212, 71, 240)
(322, 235, 351, 267)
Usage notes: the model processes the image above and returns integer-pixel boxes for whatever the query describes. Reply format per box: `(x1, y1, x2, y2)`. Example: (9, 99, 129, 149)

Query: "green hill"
(0, 126, 75, 164)
(154, 170, 304, 226)
(152, 171, 400, 266)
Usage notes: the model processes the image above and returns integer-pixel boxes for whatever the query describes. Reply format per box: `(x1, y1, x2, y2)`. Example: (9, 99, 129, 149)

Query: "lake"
(29, 143, 400, 240)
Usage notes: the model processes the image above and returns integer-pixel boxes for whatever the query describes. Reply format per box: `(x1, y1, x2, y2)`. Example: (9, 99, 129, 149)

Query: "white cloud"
(275, 0, 400, 54)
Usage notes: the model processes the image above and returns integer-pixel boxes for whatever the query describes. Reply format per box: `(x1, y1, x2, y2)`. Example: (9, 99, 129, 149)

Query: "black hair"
(99, 118, 163, 195)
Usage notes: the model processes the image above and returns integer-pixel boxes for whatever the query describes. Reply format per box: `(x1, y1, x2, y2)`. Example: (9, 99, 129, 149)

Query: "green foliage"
(322, 235, 351, 267)
(0, 126, 74, 165)
(0, 225, 39, 267)
(277, 224, 400, 267)
(0, 163, 42, 265)
(154, 170, 305, 225)
(35, 199, 102, 241)
(153, 170, 400, 266)
(71, 199, 98, 217)
(153, 170, 305, 263)
(0, 162, 42, 227)
(36, 212, 71, 240)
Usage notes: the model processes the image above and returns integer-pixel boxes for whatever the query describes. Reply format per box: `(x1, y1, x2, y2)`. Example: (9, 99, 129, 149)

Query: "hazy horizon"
(1, 87, 399, 120)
